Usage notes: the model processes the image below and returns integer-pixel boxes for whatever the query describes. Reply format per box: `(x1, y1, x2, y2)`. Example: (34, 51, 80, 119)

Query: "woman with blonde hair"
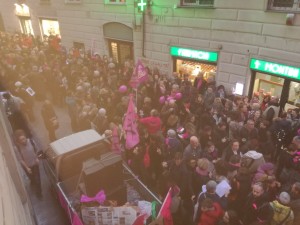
(194, 158, 213, 196)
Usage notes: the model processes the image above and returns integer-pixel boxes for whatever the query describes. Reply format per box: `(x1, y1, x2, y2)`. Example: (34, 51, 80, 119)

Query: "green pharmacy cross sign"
(250, 58, 300, 81)
(170, 46, 218, 62)
(137, 0, 147, 12)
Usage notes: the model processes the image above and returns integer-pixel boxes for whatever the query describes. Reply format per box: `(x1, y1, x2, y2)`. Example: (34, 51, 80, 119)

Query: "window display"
(41, 19, 60, 37)
(176, 59, 217, 83)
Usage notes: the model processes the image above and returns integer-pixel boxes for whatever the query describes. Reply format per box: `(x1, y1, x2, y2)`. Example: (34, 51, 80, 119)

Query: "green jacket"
(270, 201, 294, 225)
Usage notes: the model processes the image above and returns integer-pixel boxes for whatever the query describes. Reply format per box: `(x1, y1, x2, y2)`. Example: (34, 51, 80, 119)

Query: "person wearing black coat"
(242, 182, 272, 225)
(41, 100, 58, 142)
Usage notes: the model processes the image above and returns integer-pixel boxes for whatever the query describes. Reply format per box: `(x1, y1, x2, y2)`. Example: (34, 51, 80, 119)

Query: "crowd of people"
(1, 31, 300, 225)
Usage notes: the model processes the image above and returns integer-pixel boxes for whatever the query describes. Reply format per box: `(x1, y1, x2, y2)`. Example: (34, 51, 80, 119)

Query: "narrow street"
(25, 100, 73, 225)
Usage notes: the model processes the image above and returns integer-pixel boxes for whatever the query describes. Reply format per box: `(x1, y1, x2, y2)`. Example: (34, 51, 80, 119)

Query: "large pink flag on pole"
(123, 95, 140, 149)
(157, 188, 174, 225)
(130, 59, 148, 88)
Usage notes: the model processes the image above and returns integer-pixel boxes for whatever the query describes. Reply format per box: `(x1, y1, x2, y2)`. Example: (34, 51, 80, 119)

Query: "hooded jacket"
(270, 201, 294, 225)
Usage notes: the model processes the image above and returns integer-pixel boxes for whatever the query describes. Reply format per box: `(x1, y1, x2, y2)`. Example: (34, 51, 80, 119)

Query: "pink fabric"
(158, 188, 174, 225)
(136, 59, 148, 84)
(72, 212, 84, 225)
(139, 116, 162, 134)
(123, 95, 140, 149)
(130, 60, 148, 88)
(80, 190, 106, 204)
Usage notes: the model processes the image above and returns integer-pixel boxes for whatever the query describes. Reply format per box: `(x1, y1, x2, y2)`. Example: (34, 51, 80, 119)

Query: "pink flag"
(72, 213, 84, 225)
(111, 127, 121, 154)
(130, 59, 148, 88)
(157, 188, 173, 225)
(123, 95, 140, 149)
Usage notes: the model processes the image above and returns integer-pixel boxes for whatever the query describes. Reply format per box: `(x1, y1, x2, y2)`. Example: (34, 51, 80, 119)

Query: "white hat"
(279, 192, 290, 205)
(15, 81, 22, 87)
(98, 108, 106, 116)
(94, 70, 100, 77)
(167, 129, 176, 138)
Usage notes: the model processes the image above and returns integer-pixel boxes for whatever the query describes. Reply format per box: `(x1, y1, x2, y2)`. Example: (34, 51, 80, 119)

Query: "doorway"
(108, 39, 133, 66)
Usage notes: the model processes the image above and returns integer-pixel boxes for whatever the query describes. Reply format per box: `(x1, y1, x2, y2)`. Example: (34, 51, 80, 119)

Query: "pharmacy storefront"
(170, 46, 218, 83)
(249, 58, 300, 110)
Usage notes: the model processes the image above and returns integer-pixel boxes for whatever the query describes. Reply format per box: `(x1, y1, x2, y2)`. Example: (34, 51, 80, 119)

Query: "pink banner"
(72, 212, 84, 225)
(130, 60, 148, 88)
(123, 95, 140, 149)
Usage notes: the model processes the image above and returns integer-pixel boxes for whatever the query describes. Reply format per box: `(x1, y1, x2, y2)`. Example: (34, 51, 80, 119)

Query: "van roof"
(50, 129, 104, 156)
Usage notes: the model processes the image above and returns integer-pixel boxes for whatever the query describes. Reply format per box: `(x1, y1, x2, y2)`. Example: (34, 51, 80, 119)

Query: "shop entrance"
(249, 71, 300, 111)
(174, 58, 217, 83)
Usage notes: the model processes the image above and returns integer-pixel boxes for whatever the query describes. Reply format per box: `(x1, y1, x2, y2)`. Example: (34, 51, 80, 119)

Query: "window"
(267, 0, 300, 12)
(106, 0, 126, 3)
(65, 0, 82, 3)
(180, 0, 214, 7)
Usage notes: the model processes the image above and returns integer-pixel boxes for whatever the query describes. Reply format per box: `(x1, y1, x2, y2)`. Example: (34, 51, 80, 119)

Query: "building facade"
(0, 103, 36, 225)
(1, 0, 300, 109)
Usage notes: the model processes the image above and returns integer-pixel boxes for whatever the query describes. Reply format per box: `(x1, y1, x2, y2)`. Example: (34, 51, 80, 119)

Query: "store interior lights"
(14, 3, 30, 15)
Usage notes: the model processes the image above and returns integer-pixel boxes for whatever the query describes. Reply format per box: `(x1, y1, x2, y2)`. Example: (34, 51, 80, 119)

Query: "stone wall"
(1, 0, 300, 93)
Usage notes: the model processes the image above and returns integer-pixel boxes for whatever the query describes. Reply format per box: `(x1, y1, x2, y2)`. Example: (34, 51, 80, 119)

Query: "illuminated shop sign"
(250, 58, 300, 80)
(170, 46, 218, 62)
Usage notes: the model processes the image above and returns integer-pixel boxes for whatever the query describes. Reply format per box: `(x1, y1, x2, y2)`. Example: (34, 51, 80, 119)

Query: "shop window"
(252, 72, 284, 99)
(288, 81, 300, 107)
(179, 0, 214, 7)
(41, 19, 60, 37)
(176, 59, 216, 83)
(267, 0, 300, 12)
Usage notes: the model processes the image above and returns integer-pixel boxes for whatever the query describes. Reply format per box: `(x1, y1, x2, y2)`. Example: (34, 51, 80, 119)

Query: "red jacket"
(139, 116, 161, 134)
(198, 203, 224, 225)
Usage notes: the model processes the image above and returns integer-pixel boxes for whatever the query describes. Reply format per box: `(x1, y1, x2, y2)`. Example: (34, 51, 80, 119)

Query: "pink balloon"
(159, 96, 165, 104)
(175, 92, 182, 100)
(119, 85, 127, 93)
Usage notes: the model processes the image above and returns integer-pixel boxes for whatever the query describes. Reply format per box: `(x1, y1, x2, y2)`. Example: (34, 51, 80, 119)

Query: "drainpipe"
(142, 9, 145, 57)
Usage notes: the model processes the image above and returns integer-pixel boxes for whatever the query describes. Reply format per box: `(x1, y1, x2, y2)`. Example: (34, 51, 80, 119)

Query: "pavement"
(25, 100, 73, 225)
